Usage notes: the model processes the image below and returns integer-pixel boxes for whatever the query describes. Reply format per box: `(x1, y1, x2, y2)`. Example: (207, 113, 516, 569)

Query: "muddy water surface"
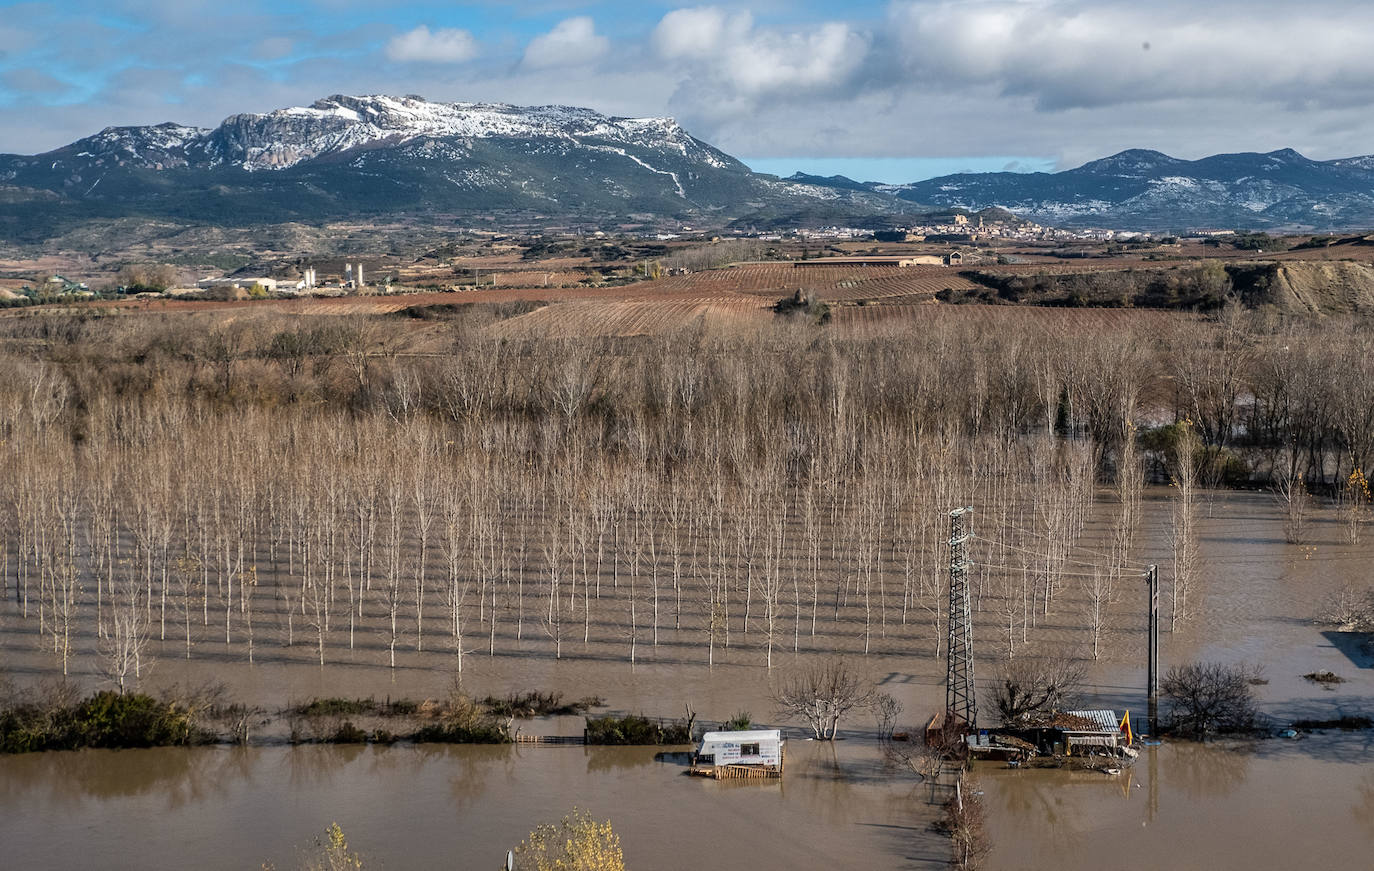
(0, 739, 945, 870)
(982, 735, 1374, 871)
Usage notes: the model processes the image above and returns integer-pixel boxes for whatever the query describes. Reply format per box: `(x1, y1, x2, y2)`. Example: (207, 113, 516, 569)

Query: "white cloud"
(385, 25, 478, 64)
(652, 7, 752, 60)
(723, 21, 866, 94)
(888, 0, 1374, 112)
(523, 17, 609, 69)
(12, 0, 1374, 176)
(652, 6, 868, 106)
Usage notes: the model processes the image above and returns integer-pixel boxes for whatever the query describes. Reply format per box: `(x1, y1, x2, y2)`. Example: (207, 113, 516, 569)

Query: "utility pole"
(1146, 563, 1159, 735)
(946, 507, 977, 730)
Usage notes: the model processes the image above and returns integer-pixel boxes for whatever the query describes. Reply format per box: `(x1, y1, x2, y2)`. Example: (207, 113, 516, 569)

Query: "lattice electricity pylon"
(945, 507, 977, 730)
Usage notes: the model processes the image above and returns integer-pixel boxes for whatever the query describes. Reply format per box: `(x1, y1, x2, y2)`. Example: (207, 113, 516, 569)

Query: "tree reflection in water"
(1356, 771, 1374, 838)
(0, 746, 250, 808)
(1163, 741, 1252, 800)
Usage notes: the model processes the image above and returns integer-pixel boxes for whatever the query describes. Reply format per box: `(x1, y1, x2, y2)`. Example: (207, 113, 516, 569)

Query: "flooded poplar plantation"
(2, 488, 1374, 868)
(6, 313, 1374, 871)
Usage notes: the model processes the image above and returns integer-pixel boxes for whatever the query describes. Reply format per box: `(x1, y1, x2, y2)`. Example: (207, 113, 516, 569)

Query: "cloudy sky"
(0, 0, 1368, 182)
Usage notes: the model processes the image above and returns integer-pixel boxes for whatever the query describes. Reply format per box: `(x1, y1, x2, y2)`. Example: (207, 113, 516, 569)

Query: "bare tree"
(1270, 443, 1310, 545)
(1316, 581, 1374, 632)
(1161, 661, 1259, 738)
(1339, 469, 1370, 544)
(873, 692, 903, 741)
(1168, 422, 1202, 628)
(992, 656, 1087, 726)
(102, 575, 152, 693)
(772, 658, 876, 740)
(440, 467, 475, 674)
(1083, 567, 1110, 660)
(541, 515, 566, 659)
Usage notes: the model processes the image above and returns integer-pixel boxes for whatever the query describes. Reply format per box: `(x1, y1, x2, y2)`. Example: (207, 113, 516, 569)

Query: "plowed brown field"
(648, 262, 976, 300)
(488, 296, 772, 338)
(3, 261, 1198, 338)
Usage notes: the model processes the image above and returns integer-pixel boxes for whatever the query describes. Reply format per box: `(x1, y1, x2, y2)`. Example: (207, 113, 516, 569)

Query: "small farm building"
(1060, 710, 1125, 754)
(691, 729, 785, 779)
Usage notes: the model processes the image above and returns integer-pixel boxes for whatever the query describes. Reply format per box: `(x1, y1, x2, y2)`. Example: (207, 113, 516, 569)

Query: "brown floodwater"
(974, 489, 1374, 870)
(982, 735, 1374, 871)
(0, 739, 947, 870)
(2, 491, 1372, 867)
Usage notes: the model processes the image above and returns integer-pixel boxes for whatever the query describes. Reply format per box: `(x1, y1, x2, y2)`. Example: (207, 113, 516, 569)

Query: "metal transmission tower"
(945, 507, 977, 729)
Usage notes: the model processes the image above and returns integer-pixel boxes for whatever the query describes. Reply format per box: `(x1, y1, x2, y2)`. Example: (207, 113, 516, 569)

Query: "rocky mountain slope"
(0, 95, 897, 241)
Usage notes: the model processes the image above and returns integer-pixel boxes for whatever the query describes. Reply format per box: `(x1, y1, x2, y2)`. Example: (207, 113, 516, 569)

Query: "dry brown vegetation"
(1, 299, 1373, 691)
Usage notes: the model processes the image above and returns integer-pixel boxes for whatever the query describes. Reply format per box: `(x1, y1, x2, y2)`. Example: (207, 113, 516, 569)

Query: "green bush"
(584, 715, 691, 745)
(333, 721, 368, 743)
(411, 691, 511, 744)
(722, 711, 753, 731)
(0, 691, 197, 753)
(294, 697, 379, 717)
(482, 691, 601, 718)
(773, 290, 831, 325)
(75, 692, 194, 748)
(412, 722, 510, 744)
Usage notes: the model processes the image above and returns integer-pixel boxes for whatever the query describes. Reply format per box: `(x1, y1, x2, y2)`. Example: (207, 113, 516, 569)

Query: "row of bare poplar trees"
(1, 303, 1365, 685)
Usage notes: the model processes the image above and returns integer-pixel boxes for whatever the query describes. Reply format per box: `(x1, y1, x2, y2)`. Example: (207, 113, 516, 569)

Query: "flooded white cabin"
(691, 729, 785, 779)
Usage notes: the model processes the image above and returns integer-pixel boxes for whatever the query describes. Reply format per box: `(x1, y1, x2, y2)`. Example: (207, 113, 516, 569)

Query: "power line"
(974, 531, 1151, 571)
(971, 561, 1148, 580)
(986, 521, 1151, 568)
(973, 535, 1150, 572)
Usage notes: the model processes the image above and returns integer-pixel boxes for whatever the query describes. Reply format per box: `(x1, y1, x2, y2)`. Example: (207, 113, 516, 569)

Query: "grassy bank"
(0, 688, 617, 753)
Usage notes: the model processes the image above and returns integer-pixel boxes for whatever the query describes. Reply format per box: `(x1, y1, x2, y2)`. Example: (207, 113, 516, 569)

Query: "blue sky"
(2, 1, 1372, 182)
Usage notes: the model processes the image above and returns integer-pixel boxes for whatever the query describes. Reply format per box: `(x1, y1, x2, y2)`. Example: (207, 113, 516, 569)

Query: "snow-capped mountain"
(57, 95, 737, 174)
(860, 148, 1374, 230)
(0, 94, 893, 234)
(7, 96, 1374, 235)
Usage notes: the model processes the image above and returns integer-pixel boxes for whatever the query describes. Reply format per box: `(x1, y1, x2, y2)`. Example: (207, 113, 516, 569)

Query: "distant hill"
(784, 172, 874, 193)
(857, 149, 1374, 231)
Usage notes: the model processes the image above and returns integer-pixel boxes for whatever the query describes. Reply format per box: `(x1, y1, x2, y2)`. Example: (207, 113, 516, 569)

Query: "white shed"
(691, 729, 785, 779)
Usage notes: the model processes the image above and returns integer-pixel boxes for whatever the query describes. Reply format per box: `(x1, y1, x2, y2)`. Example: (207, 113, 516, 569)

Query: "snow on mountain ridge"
(219, 94, 702, 171)
(46, 95, 715, 173)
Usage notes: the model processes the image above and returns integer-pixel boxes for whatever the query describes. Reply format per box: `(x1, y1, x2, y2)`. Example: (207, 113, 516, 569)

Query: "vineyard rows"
(489, 297, 771, 338)
(831, 301, 1197, 338)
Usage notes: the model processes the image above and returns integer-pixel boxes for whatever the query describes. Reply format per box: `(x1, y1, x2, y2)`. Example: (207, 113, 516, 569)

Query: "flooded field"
(2, 487, 1372, 869)
(983, 736, 1374, 870)
(0, 739, 946, 870)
